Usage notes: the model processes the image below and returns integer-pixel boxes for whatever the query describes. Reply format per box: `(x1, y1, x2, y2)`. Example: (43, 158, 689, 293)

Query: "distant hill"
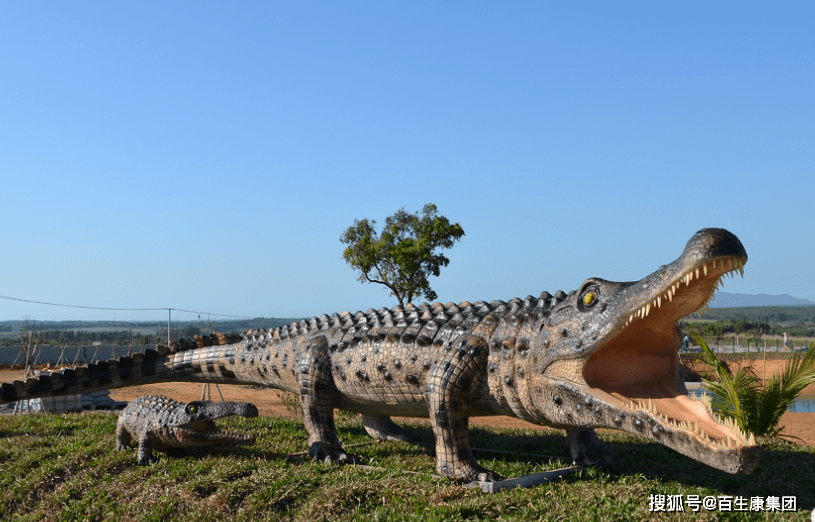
(709, 292, 815, 308)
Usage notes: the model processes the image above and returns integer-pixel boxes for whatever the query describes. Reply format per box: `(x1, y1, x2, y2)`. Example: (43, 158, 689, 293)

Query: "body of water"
(686, 383, 815, 413)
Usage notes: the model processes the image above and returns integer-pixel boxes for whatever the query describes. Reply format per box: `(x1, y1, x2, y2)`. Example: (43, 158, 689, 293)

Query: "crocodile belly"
(333, 373, 429, 417)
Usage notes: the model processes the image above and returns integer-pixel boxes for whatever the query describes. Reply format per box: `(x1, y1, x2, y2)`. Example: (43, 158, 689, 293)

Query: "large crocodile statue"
(0, 228, 760, 482)
(115, 395, 259, 465)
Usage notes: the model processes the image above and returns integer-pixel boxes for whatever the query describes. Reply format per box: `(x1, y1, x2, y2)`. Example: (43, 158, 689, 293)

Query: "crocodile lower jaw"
(173, 424, 256, 446)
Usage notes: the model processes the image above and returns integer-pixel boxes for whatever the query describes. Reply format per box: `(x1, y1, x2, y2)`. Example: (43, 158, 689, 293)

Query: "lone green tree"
(340, 204, 465, 307)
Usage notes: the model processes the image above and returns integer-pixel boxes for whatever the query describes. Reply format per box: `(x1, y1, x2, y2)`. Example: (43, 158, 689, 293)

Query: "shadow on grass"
(340, 422, 814, 507)
(602, 435, 815, 509)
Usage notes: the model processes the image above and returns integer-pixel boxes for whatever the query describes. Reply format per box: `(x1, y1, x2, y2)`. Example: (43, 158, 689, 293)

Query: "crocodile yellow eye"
(583, 291, 596, 307)
(189, 406, 197, 413)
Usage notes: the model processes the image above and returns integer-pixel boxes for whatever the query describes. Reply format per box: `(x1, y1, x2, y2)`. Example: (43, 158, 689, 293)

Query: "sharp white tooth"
(739, 266, 744, 277)
(645, 303, 650, 316)
(656, 296, 661, 308)
(629, 314, 634, 323)
(695, 268, 700, 280)
(703, 264, 708, 277)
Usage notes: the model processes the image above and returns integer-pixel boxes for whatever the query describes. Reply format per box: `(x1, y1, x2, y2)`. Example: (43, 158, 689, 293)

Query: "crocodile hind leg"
(297, 336, 354, 463)
(362, 414, 418, 443)
(426, 336, 500, 482)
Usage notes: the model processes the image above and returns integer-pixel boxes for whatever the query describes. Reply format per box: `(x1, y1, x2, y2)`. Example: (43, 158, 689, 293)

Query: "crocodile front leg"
(136, 438, 159, 465)
(116, 421, 158, 465)
(115, 421, 132, 452)
(567, 427, 621, 469)
(297, 336, 354, 463)
(427, 336, 500, 482)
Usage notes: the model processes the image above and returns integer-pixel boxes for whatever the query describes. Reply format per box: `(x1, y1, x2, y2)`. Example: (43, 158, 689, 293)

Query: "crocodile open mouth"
(582, 255, 757, 458)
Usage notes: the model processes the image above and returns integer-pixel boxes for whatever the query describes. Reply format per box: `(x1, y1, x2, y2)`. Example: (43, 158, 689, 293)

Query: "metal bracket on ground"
(464, 465, 580, 493)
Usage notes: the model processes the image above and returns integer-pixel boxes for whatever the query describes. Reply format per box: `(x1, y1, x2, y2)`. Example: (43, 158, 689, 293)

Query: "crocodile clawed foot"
(308, 442, 357, 464)
(440, 462, 503, 483)
(470, 469, 503, 483)
(137, 455, 159, 466)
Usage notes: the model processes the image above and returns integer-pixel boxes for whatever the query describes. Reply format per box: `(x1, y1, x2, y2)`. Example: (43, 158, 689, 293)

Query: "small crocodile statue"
(116, 395, 258, 465)
(0, 228, 760, 481)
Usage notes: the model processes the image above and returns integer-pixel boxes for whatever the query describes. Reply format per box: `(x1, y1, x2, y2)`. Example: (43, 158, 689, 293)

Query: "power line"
(0, 294, 254, 319)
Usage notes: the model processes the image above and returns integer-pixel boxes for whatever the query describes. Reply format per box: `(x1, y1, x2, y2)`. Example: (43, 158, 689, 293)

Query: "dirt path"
(2, 358, 814, 446)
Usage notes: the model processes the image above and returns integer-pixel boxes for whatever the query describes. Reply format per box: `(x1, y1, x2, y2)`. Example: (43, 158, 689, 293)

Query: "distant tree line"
(694, 306, 815, 324)
(0, 329, 153, 348)
(0, 317, 300, 334)
(681, 319, 813, 340)
(0, 318, 302, 347)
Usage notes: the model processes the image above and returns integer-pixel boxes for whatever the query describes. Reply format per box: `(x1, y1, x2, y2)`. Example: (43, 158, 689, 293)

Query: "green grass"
(1, 412, 814, 521)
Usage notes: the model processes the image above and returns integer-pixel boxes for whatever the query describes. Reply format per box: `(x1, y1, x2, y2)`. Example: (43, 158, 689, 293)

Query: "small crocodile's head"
(168, 400, 259, 447)
(532, 228, 760, 474)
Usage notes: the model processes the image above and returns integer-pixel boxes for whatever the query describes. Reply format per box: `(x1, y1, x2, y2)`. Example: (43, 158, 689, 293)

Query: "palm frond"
(691, 331, 815, 440)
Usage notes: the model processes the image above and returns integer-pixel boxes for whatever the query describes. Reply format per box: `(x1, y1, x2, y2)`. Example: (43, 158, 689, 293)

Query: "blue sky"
(1, 3, 813, 322)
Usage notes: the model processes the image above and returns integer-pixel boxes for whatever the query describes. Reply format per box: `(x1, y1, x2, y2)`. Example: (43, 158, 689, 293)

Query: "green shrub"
(694, 333, 815, 440)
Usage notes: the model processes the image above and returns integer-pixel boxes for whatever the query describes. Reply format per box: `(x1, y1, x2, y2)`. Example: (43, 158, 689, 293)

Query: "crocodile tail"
(0, 334, 245, 404)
